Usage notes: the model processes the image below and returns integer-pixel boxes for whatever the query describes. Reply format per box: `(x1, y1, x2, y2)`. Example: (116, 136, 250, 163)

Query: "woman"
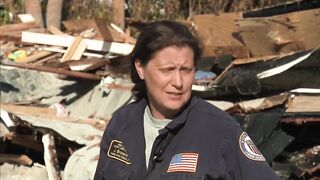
(94, 20, 279, 180)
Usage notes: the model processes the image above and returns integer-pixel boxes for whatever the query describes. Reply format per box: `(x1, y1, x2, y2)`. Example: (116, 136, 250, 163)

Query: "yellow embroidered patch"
(107, 140, 131, 164)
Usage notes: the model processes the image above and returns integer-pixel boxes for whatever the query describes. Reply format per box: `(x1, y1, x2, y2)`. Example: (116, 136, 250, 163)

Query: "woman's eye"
(181, 68, 194, 73)
(160, 68, 175, 73)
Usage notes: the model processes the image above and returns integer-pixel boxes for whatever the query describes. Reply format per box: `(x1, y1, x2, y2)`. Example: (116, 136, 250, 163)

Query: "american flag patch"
(167, 153, 198, 173)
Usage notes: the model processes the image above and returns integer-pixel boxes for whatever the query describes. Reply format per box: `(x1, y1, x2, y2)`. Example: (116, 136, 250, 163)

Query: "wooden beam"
(48, 25, 68, 36)
(61, 36, 85, 62)
(22, 31, 134, 55)
(43, 47, 104, 58)
(0, 154, 33, 166)
(67, 59, 109, 71)
(1, 103, 108, 130)
(286, 96, 320, 113)
(4, 133, 43, 151)
(0, 22, 40, 33)
(1, 63, 101, 80)
(24, 51, 53, 63)
(42, 134, 61, 180)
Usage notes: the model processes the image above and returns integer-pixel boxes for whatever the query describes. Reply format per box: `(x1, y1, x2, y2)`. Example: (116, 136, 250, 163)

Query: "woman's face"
(135, 45, 195, 119)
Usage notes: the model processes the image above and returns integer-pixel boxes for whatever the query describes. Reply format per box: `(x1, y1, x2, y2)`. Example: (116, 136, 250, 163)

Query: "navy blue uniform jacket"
(94, 96, 280, 180)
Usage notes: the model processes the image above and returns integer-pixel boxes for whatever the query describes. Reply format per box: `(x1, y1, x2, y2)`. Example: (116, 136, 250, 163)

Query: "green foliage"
(0, 8, 11, 25)
(1, 0, 24, 25)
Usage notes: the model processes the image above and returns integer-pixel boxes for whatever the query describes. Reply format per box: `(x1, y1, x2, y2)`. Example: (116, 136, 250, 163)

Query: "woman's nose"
(171, 70, 183, 88)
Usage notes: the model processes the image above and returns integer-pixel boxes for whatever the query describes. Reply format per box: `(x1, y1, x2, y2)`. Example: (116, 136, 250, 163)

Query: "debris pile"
(1, 1, 320, 179)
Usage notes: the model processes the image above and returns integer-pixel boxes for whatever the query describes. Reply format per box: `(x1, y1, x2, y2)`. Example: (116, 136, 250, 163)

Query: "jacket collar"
(160, 96, 198, 134)
(118, 96, 198, 178)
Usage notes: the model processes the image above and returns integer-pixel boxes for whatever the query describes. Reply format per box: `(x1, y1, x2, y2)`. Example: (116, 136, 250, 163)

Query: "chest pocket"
(100, 160, 133, 180)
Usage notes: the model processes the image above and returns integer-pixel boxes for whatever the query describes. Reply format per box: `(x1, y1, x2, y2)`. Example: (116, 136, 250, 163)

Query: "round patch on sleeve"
(239, 132, 266, 161)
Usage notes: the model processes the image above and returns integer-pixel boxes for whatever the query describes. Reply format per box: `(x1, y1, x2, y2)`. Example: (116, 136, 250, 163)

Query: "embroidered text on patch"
(167, 153, 198, 173)
(239, 132, 266, 161)
(107, 140, 131, 164)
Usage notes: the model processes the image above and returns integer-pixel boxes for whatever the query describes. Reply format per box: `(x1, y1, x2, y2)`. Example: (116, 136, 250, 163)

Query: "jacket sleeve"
(224, 125, 280, 180)
(93, 116, 116, 180)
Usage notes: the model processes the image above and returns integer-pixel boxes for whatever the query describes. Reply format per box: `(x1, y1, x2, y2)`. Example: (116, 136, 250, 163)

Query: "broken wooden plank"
(70, 39, 87, 60)
(33, 53, 60, 65)
(67, 59, 109, 71)
(24, 50, 53, 63)
(0, 103, 108, 130)
(123, 28, 137, 44)
(18, 14, 36, 23)
(63, 19, 119, 42)
(237, 8, 320, 57)
(0, 154, 33, 166)
(4, 133, 43, 151)
(193, 13, 248, 58)
(288, 8, 320, 50)
(43, 46, 104, 58)
(1, 62, 101, 80)
(0, 31, 22, 42)
(22, 31, 134, 55)
(110, 23, 137, 44)
(48, 25, 69, 36)
(0, 109, 15, 127)
(60, 36, 86, 62)
(231, 93, 289, 113)
(42, 133, 61, 180)
(0, 22, 40, 33)
(286, 95, 320, 113)
(281, 117, 320, 125)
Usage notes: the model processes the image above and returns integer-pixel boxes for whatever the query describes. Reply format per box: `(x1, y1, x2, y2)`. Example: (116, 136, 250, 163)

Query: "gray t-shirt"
(143, 106, 171, 168)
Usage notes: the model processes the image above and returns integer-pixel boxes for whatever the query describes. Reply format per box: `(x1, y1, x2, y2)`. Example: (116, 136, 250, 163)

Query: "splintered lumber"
(67, 59, 109, 71)
(4, 133, 43, 151)
(18, 14, 35, 23)
(0, 103, 108, 130)
(123, 28, 137, 44)
(22, 31, 134, 55)
(0, 154, 33, 166)
(42, 134, 61, 180)
(63, 19, 120, 42)
(24, 50, 53, 63)
(0, 109, 15, 127)
(237, 9, 320, 57)
(0, 22, 40, 33)
(1, 62, 101, 80)
(60, 36, 86, 62)
(48, 25, 69, 36)
(193, 13, 248, 58)
(43, 47, 104, 58)
(286, 96, 320, 113)
(110, 23, 137, 44)
(0, 22, 40, 42)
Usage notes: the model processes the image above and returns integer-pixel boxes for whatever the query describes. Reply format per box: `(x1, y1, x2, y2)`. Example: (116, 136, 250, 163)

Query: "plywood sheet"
(286, 95, 320, 112)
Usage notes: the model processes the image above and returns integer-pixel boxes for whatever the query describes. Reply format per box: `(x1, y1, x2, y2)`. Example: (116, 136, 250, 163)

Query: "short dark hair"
(130, 20, 202, 100)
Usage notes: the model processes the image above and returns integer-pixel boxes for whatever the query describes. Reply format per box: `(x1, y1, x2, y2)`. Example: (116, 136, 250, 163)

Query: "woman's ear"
(135, 59, 145, 80)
